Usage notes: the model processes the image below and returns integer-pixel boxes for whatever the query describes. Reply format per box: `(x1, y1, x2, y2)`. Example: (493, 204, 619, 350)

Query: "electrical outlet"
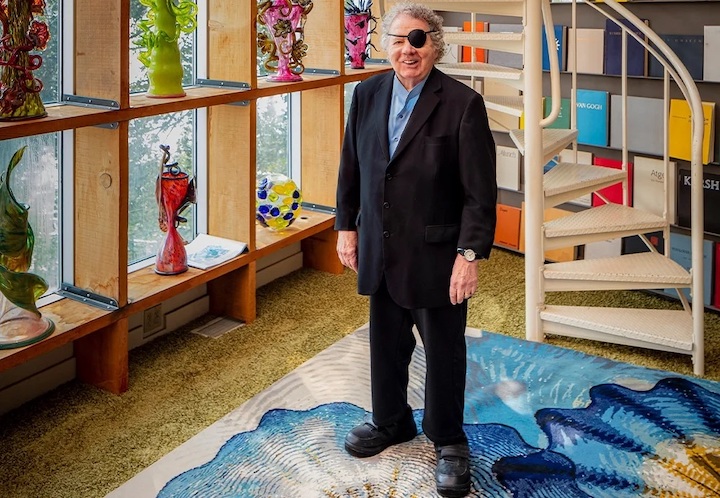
(143, 304, 164, 335)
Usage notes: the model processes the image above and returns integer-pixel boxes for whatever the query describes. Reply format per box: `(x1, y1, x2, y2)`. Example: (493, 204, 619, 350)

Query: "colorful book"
(542, 24, 568, 72)
(496, 145, 521, 191)
(494, 204, 522, 250)
(663, 232, 713, 306)
(714, 242, 720, 308)
(668, 98, 715, 164)
(648, 34, 704, 81)
(604, 18, 648, 77)
(591, 156, 633, 207)
(704, 26, 720, 82)
(632, 156, 677, 224)
(609, 95, 665, 156)
(576, 89, 609, 147)
(487, 23, 524, 69)
(676, 165, 720, 235)
(567, 28, 605, 75)
(461, 21, 487, 62)
(543, 97, 570, 129)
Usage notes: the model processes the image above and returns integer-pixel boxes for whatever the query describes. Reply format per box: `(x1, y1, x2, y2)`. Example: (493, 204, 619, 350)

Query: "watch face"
(463, 249, 476, 261)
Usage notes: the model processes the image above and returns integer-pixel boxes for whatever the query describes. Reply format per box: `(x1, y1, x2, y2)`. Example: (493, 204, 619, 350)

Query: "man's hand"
(449, 255, 478, 305)
(336, 230, 359, 273)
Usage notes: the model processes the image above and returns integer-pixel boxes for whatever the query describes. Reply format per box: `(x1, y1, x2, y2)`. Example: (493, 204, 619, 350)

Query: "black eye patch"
(389, 29, 436, 48)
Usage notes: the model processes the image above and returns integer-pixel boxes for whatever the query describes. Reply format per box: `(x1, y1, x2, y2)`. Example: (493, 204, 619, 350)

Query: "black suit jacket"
(335, 67, 497, 309)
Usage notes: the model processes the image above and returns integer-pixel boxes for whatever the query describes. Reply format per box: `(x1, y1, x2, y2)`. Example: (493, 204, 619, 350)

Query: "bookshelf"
(0, 1, 391, 394)
(444, 3, 720, 312)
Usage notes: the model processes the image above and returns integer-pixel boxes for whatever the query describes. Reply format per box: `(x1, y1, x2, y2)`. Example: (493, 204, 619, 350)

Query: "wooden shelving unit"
(0, 1, 391, 394)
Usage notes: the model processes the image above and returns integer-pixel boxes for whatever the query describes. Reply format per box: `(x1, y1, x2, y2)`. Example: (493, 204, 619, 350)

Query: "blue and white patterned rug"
(107, 325, 720, 498)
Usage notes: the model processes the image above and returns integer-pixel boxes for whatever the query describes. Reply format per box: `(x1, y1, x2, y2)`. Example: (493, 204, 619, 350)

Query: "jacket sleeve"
(457, 93, 497, 259)
(335, 85, 361, 231)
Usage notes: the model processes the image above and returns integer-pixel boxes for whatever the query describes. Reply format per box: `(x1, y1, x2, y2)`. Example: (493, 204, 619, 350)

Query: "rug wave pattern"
(111, 328, 720, 497)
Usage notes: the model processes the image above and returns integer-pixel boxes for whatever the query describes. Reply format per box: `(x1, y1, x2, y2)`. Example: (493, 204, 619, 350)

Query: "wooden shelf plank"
(0, 104, 115, 140)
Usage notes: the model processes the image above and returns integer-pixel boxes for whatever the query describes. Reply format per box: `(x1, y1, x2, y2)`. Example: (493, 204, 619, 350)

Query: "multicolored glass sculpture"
(256, 173, 302, 232)
(155, 145, 196, 275)
(344, 0, 376, 69)
(0, 0, 50, 120)
(0, 146, 54, 349)
(257, 0, 313, 82)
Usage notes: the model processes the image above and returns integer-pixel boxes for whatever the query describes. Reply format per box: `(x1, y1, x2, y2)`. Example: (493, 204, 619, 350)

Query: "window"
(128, 0, 197, 266)
(256, 94, 291, 178)
(0, 0, 62, 295)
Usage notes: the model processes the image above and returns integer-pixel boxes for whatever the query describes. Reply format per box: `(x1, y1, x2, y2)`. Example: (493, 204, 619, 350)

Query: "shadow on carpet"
(108, 325, 720, 498)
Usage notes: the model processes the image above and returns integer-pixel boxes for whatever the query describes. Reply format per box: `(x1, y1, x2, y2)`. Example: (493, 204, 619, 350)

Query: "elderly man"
(335, 2, 497, 496)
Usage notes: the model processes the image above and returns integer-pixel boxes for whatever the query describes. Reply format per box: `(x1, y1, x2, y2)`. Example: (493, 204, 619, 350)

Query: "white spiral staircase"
(391, 0, 706, 375)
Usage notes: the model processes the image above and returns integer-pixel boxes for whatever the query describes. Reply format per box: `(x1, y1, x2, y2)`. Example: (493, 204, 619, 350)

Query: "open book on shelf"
(185, 233, 249, 270)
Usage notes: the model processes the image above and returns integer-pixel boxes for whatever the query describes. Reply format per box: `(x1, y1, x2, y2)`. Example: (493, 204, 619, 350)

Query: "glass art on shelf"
(257, 0, 313, 82)
(344, 0, 376, 69)
(135, 0, 198, 98)
(155, 144, 196, 275)
(256, 173, 302, 232)
(0, 146, 54, 349)
(0, 0, 50, 121)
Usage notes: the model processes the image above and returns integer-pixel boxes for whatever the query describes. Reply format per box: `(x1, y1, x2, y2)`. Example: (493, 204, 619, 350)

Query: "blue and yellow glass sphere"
(256, 173, 302, 231)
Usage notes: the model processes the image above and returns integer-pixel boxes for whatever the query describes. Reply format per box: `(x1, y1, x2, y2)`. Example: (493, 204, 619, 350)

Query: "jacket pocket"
(425, 224, 460, 243)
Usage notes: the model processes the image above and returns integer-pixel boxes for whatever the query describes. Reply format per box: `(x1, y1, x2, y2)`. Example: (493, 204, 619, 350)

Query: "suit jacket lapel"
(374, 72, 394, 163)
(390, 68, 442, 164)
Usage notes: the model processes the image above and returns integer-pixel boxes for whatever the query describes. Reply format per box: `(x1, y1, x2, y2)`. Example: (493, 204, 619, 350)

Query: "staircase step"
(421, 0, 524, 16)
(543, 252, 691, 291)
(510, 128, 578, 164)
(444, 31, 524, 54)
(544, 204, 667, 249)
(544, 162, 627, 208)
(484, 95, 524, 117)
(540, 305, 693, 353)
(437, 62, 523, 82)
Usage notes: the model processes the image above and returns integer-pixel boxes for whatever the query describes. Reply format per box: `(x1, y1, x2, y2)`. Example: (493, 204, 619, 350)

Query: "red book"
(591, 156, 633, 207)
(461, 21, 487, 63)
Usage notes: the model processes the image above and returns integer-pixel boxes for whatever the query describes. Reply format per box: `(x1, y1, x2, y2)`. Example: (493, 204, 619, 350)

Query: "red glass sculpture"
(155, 145, 195, 275)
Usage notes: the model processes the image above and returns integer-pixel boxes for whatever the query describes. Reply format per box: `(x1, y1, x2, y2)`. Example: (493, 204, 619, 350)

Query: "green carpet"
(1, 248, 718, 498)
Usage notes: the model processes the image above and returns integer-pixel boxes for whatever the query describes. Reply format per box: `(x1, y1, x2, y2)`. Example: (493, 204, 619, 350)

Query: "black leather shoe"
(344, 412, 417, 458)
(435, 442, 471, 497)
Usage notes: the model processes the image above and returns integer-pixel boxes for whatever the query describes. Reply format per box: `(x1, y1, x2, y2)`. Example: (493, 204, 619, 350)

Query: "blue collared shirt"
(388, 75, 428, 158)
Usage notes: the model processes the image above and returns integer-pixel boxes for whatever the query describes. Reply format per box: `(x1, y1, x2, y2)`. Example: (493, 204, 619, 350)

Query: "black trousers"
(369, 278, 468, 447)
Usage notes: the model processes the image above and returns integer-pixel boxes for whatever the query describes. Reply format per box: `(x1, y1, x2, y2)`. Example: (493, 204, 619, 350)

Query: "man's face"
(386, 14, 436, 90)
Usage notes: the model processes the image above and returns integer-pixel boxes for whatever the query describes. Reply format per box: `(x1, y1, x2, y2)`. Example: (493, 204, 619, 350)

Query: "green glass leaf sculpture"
(0, 146, 48, 316)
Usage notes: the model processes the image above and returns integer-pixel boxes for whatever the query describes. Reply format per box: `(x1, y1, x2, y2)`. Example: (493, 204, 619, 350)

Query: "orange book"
(461, 21, 487, 62)
(494, 204, 521, 250)
(519, 202, 576, 262)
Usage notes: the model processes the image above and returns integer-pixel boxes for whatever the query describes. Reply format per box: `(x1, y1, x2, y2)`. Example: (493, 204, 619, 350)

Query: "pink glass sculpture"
(257, 0, 313, 82)
(344, 12, 375, 69)
(155, 145, 196, 275)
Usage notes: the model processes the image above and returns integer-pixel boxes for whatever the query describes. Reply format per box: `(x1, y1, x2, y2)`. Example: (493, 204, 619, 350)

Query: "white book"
(559, 148, 593, 207)
(496, 145, 521, 191)
(704, 26, 720, 82)
(185, 233, 249, 270)
(567, 28, 605, 75)
(440, 26, 461, 64)
(584, 239, 622, 260)
(632, 155, 677, 224)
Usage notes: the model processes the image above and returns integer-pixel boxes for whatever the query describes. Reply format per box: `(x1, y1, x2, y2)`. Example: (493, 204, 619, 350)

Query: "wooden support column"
(206, 0, 257, 320)
(303, 1, 344, 72)
(72, 0, 130, 393)
(208, 262, 257, 323)
(302, 228, 343, 274)
(75, 318, 129, 394)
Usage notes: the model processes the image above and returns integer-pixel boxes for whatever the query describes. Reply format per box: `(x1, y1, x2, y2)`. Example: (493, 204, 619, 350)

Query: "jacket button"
(383, 202, 390, 209)
(383, 231, 390, 238)
(386, 173, 392, 181)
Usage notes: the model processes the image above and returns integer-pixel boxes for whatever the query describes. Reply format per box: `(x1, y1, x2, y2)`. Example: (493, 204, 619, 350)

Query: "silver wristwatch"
(457, 247, 477, 262)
